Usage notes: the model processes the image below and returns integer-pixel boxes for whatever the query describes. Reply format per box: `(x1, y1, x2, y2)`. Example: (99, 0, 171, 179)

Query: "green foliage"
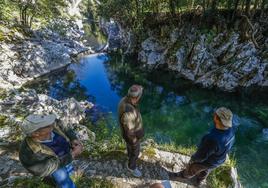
(156, 142, 197, 156)
(13, 177, 52, 188)
(142, 146, 157, 158)
(73, 176, 116, 188)
(82, 23, 107, 48)
(0, 115, 7, 128)
(0, 0, 18, 21)
(207, 156, 237, 188)
(0, 0, 67, 28)
(204, 29, 217, 44)
(0, 88, 7, 99)
(12, 176, 116, 188)
(82, 117, 125, 158)
(97, 0, 268, 37)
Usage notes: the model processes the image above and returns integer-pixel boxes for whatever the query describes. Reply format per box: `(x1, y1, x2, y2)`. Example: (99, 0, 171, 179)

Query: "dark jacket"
(19, 121, 77, 177)
(191, 126, 235, 168)
(118, 97, 144, 145)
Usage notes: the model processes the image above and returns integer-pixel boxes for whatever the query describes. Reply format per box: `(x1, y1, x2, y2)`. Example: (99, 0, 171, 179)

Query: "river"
(28, 53, 268, 187)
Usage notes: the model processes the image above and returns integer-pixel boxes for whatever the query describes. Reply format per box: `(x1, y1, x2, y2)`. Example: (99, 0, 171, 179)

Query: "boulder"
(138, 26, 267, 91)
(0, 89, 94, 142)
(139, 37, 165, 66)
(0, 21, 90, 90)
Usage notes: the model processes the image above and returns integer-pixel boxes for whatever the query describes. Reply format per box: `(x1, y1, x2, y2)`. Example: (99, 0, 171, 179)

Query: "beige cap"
(215, 107, 233, 129)
(127, 85, 143, 98)
(21, 114, 56, 135)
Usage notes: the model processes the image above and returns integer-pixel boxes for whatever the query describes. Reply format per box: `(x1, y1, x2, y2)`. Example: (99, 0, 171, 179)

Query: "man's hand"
(132, 137, 137, 145)
(71, 139, 83, 158)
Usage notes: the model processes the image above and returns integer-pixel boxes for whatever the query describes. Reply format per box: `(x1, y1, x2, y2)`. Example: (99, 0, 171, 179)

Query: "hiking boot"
(169, 171, 186, 181)
(127, 166, 142, 178)
(192, 178, 206, 187)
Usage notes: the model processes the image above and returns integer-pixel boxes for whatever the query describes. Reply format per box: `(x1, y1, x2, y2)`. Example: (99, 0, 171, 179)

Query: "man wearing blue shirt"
(169, 107, 235, 186)
(19, 114, 83, 188)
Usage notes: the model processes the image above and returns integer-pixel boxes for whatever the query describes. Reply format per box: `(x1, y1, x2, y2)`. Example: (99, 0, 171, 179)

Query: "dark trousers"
(182, 163, 214, 182)
(126, 141, 140, 170)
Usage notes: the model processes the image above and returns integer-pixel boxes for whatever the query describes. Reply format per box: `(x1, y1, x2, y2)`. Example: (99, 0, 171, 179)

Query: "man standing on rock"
(169, 107, 235, 186)
(19, 114, 83, 188)
(118, 84, 144, 178)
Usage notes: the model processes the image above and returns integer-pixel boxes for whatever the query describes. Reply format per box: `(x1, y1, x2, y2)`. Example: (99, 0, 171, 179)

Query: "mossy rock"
(207, 166, 233, 188)
(207, 158, 236, 188)
(142, 146, 157, 159)
(0, 31, 5, 41)
(0, 88, 7, 99)
(0, 115, 7, 128)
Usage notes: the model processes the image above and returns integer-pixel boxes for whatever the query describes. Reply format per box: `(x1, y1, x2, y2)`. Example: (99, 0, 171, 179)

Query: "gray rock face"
(196, 41, 267, 91)
(139, 37, 165, 66)
(0, 20, 92, 90)
(0, 89, 94, 142)
(99, 19, 124, 51)
(139, 28, 268, 91)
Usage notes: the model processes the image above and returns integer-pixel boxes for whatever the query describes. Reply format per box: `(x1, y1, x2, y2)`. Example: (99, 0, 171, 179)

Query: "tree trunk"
(227, 0, 233, 20)
(169, 0, 176, 16)
(232, 0, 240, 22)
(191, 0, 195, 10)
(211, 0, 218, 11)
(253, 0, 260, 10)
(241, 0, 246, 10)
(202, 0, 206, 11)
(135, 0, 140, 19)
(207, 0, 211, 8)
(252, 0, 260, 17)
(245, 0, 251, 16)
(261, 0, 266, 9)
(260, 0, 267, 16)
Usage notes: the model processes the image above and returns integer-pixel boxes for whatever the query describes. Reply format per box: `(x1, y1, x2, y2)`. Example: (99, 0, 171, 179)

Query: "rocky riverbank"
(104, 14, 268, 92)
(0, 19, 94, 90)
(0, 15, 243, 188)
(138, 26, 268, 92)
(0, 87, 241, 188)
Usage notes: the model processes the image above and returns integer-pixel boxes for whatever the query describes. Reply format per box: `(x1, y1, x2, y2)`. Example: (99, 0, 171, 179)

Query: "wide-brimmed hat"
(127, 85, 143, 99)
(21, 114, 56, 135)
(215, 107, 233, 129)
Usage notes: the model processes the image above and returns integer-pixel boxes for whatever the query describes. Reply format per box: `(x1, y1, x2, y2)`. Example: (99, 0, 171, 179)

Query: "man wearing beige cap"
(169, 107, 235, 186)
(19, 114, 83, 188)
(118, 84, 144, 177)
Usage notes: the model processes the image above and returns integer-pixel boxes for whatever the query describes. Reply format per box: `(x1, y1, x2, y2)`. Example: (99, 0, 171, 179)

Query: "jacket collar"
(26, 125, 70, 156)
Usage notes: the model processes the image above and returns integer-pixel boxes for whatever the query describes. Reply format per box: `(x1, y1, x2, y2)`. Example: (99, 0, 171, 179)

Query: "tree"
(245, 0, 252, 16)
(211, 0, 218, 13)
(232, 0, 240, 21)
(0, 1, 5, 20)
(15, 0, 66, 28)
(168, 0, 176, 16)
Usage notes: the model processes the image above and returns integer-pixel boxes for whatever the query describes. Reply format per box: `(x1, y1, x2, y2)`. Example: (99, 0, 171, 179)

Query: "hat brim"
(221, 119, 232, 129)
(28, 114, 56, 134)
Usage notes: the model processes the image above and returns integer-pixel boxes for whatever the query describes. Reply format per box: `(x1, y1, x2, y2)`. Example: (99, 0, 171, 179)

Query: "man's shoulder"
(124, 103, 135, 113)
(202, 132, 218, 144)
(19, 138, 32, 157)
(20, 138, 28, 149)
(119, 97, 135, 113)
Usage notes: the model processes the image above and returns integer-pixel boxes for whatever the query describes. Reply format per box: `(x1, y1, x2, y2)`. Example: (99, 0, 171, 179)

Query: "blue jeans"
(51, 164, 76, 188)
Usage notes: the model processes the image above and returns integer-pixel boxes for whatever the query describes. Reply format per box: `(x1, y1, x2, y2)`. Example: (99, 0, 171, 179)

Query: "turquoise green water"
(29, 54, 268, 187)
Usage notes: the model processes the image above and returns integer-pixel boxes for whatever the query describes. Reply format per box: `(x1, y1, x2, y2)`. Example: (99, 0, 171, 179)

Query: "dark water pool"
(29, 53, 268, 187)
